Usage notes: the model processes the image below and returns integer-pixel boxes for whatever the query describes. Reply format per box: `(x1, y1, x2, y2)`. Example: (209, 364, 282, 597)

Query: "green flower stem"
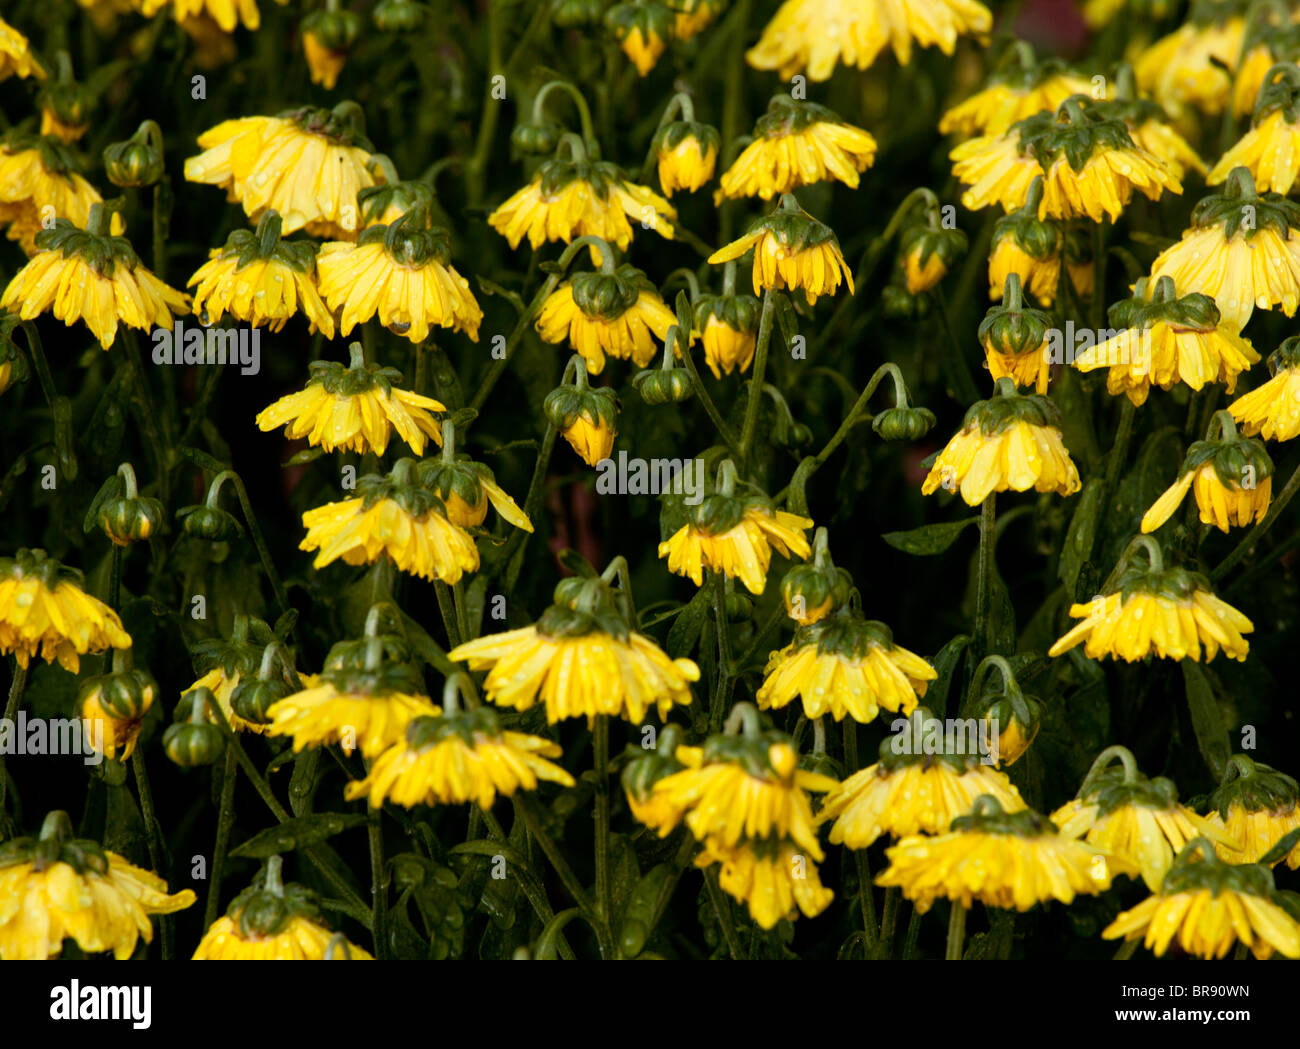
(451, 579, 473, 643)
(677, 333, 741, 458)
(0, 661, 27, 834)
(703, 864, 741, 959)
(466, 0, 505, 209)
(1099, 397, 1136, 517)
(974, 494, 997, 655)
(843, 721, 878, 949)
(876, 886, 901, 960)
(206, 470, 290, 617)
(710, 572, 735, 732)
(1091, 220, 1108, 331)
(739, 288, 776, 470)
(501, 423, 559, 595)
(478, 804, 576, 960)
(934, 286, 982, 406)
(152, 175, 171, 276)
(513, 793, 606, 948)
(203, 745, 239, 931)
(719, 0, 753, 245)
(368, 809, 388, 959)
(118, 330, 172, 504)
(1113, 937, 1139, 959)
(108, 543, 124, 613)
(946, 900, 967, 960)
(903, 905, 923, 959)
(1212, 457, 1300, 582)
(18, 321, 58, 406)
(131, 748, 171, 959)
(206, 700, 371, 927)
(468, 274, 563, 416)
(592, 712, 616, 958)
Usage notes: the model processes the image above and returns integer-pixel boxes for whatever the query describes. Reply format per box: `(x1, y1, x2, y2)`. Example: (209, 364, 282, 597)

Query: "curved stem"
(206, 470, 290, 616)
(739, 288, 776, 470)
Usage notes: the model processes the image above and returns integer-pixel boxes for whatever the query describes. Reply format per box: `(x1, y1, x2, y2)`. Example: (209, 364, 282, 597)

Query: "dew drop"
(389, 320, 411, 335)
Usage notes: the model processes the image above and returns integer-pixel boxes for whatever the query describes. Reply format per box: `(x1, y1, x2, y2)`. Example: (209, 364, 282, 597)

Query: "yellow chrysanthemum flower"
(0, 18, 46, 81)
(488, 150, 676, 257)
(1048, 537, 1253, 663)
(654, 120, 719, 196)
(987, 178, 1062, 306)
(1209, 66, 1300, 195)
(1228, 336, 1300, 441)
(818, 709, 1027, 848)
(535, 263, 675, 373)
(718, 96, 876, 201)
(691, 291, 760, 378)
(0, 549, 131, 673)
(708, 195, 853, 305)
(265, 660, 439, 760)
(1140, 416, 1273, 534)
(300, 459, 482, 584)
(1135, 16, 1245, 119)
(316, 217, 482, 344)
(187, 211, 334, 334)
(696, 836, 834, 929)
(138, 0, 263, 32)
(1102, 839, 1300, 959)
(1205, 756, 1300, 869)
(757, 611, 936, 724)
(345, 701, 575, 809)
(1127, 117, 1206, 179)
(658, 466, 812, 595)
(940, 54, 1093, 138)
(978, 274, 1054, 394)
(0, 210, 188, 350)
(184, 107, 381, 238)
(257, 345, 445, 456)
(633, 716, 836, 859)
(193, 858, 372, 961)
(302, 29, 346, 89)
(920, 379, 1081, 505)
(747, 0, 992, 81)
(877, 795, 1136, 913)
(77, 666, 155, 762)
(39, 108, 88, 145)
(543, 368, 619, 467)
(0, 138, 125, 255)
(0, 811, 195, 960)
(1052, 749, 1238, 892)
(448, 571, 699, 724)
(608, 3, 670, 76)
(1073, 277, 1259, 406)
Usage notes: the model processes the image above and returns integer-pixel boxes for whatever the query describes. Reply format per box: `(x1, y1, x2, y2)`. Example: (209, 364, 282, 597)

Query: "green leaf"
(1058, 478, 1102, 597)
(666, 584, 711, 657)
(926, 634, 971, 719)
(282, 447, 326, 467)
(230, 813, 367, 859)
(785, 456, 817, 517)
(1260, 827, 1300, 867)
(1182, 662, 1231, 781)
(882, 516, 978, 555)
(83, 472, 124, 534)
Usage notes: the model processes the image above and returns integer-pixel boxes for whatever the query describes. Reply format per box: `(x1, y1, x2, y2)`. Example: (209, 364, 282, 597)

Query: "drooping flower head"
(0, 17, 46, 82)
(345, 674, 575, 809)
(1051, 746, 1239, 891)
(876, 794, 1137, 913)
(413, 432, 533, 533)
(316, 210, 483, 343)
(185, 613, 295, 735)
(256, 343, 446, 456)
(1231, 15, 1300, 117)
(921, 378, 1082, 505)
(300, 6, 361, 89)
(692, 282, 760, 378)
(606, 1, 672, 76)
(1103, 838, 1300, 959)
(778, 527, 852, 625)
(895, 194, 967, 294)
(535, 253, 675, 373)
(967, 654, 1042, 767)
(193, 857, 373, 960)
(448, 557, 699, 724)
(1048, 535, 1254, 663)
(187, 209, 334, 334)
(1095, 66, 1205, 180)
(670, 0, 725, 39)
(717, 95, 876, 201)
(1205, 755, 1300, 869)
(265, 625, 439, 759)
(979, 273, 1056, 394)
(940, 43, 1093, 138)
(658, 459, 813, 594)
(653, 117, 719, 197)
(818, 706, 1027, 849)
(746, 0, 993, 82)
(1073, 276, 1259, 406)
(0, 811, 195, 960)
(489, 135, 676, 257)
(184, 104, 383, 238)
(1148, 166, 1300, 331)
(0, 205, 188, 349)
(708, 194, 854, 305)
(543, 356, 620, 467)
(1135, 3, 1246, 119)
(1210, 63, 1300, 195)
(1228, 334, 1300, 441)
(0, 549, 131, 672)
(299, 457, 482, 584)
(1140, 411, 1273, 534)
(758, 608, 937, 724)
(987, 177, 1063, 306)
(77, 658, 156, 762)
